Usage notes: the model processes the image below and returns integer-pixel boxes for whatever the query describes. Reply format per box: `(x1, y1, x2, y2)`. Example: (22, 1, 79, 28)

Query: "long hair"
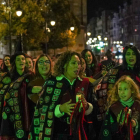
(1, 55, 11, 72)
(81, 49, 98, 66)
(107, 75, 140, 108)
(34, 54, 52, 78)
(53, 51, 82, 77)
(123, 45, 140, 71)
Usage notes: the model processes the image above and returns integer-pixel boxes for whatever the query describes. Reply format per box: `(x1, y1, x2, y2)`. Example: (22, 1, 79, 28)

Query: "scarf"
(120, 97, 134, 108)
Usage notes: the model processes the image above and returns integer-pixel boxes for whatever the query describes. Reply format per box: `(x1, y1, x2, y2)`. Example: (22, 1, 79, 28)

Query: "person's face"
(26, 58, 33, 71)
(118, 81, 132, 101)
(37, 56, 50, 76)
(85, 51, 93, 65)
(64, 55, 81, 81)
(4, 56, 11, 67)
(125, 48, 136, 67)
(15, 55, 25, 70)
(81, 58, 86, 72)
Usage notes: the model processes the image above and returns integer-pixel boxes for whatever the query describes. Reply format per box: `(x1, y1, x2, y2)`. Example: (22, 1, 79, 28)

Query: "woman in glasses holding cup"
(28, 54, 53, 104)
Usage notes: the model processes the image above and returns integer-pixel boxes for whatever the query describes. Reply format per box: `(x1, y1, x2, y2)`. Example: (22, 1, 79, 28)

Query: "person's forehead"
(85, 51, 92, 55)
(39, 56, 49, 61)
(26, 57, 32, 61)
(16, 55, 25, 59)
(118, 81, 129, 86)
(126, 48, 134, 53)
(4, 56, 10, 59)
(70, 55, 80, 60)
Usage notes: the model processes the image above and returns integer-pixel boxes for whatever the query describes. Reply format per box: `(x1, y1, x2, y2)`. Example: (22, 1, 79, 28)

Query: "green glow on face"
(118, 81, 132, 101)
(125, 48, 136, 67)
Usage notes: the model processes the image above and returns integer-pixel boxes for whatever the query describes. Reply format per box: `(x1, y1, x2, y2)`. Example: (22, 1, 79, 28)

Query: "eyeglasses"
(38, 60, 50, 65)
(4, 59, 10, 62)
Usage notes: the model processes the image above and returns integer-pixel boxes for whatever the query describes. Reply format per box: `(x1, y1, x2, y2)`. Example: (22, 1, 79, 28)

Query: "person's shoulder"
(46, 75, 58, 83)
(110, 101, 121, 110)
(81, 77, 89, 81)
(108, 65, 122, 73)
(134, 99, 140, 105)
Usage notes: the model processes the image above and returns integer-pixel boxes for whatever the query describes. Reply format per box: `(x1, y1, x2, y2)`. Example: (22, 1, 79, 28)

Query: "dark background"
(87, 0, 131, 22)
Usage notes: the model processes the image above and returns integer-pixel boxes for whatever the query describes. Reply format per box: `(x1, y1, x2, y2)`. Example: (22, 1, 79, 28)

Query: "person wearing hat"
(0, 52, 35, 140)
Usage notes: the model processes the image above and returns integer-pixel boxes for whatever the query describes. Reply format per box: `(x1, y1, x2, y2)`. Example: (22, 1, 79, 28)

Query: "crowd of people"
(0, 45, 139, 140)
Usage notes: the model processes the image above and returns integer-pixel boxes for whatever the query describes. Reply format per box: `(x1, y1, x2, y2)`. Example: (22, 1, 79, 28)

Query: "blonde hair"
(107, 75, 140, 108)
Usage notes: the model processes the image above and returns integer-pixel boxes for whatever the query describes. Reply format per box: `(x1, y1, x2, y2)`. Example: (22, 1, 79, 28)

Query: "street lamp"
(50, 20, 55, 26)
(1, 0, 6, 5)
(94, 38, 97, 41)
(1, 0, 23, 55)
(92, 39, 95, 43)
(117, 41, 119, 44)
(70, 26, 75, 31)
(16, 6, 22, 17)
(87, 32, 91, 36)
(104, 37, 107, 41)
(120, 41, 123, 44)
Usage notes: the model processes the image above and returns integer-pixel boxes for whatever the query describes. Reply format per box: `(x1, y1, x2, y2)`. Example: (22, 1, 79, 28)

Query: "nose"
(120, 90, 125, 95)
(43, 62, 48, 65)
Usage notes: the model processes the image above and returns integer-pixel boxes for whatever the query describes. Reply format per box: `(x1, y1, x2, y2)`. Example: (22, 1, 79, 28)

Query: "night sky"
(87, 0, 131, 22)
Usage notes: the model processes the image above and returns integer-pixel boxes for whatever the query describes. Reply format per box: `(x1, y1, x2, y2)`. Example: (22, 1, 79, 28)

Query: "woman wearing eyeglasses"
(27, 54, 52, 104)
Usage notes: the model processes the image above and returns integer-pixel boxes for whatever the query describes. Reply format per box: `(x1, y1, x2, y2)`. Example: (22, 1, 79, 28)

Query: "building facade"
(87, 0, 140, 54)
(68, 0, 87, 53)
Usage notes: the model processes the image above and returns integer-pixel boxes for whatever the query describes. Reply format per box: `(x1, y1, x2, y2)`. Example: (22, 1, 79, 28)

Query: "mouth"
(42, 67, 48, 71)
(129, 59, 134, 62)
(121, 96, 126, 98)
(87, 59, 91, 62)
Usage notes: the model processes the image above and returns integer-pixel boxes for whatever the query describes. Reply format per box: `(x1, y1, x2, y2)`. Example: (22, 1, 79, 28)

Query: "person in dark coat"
(0, 53, 34, 140)
(28, 51, 97, 140)
(93, 45, 140, 139)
